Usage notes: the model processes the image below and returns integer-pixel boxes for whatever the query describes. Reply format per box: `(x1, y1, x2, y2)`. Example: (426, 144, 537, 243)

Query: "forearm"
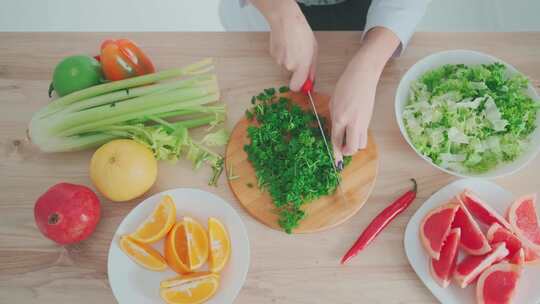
(352, 27, 401, 77)
(250, 0, 301, 26)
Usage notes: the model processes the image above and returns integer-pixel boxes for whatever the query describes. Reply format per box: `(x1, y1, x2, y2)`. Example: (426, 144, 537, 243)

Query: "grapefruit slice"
(509, 248, 525, 265)
(507, 194, 540, 253)
(460, 189, 512, 230)
(420, 202, 460, 260)
(486, 223, 522, 257)
(476, 263, 521, 304)
(486, 222, 539, 263)
(523, 247, 540, 264)
(454, 242, 509, 288)
(452, 198, 491, 255)
(430, 228, 461, 288)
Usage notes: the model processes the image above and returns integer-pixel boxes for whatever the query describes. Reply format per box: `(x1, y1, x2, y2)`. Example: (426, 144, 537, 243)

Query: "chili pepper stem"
(410, 178, 417, 193)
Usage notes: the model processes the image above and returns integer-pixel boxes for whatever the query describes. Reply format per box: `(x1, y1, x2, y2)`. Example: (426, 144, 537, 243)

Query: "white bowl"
(395, 50, 540, 178)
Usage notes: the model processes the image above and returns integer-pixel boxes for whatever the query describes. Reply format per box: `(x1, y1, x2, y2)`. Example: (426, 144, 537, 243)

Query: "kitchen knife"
(301, 79, 349, 204)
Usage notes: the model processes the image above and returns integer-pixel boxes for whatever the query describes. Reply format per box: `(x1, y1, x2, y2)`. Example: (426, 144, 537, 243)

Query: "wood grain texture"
(0, 32, 539, 304)
(225, 91, 378, 233)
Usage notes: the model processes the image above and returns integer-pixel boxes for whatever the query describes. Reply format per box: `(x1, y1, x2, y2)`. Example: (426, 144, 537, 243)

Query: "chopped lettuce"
(403, 63, 539, 173)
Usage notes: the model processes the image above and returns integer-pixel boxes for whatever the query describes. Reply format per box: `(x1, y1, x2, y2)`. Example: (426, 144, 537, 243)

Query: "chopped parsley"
(244, 87, 350, 233)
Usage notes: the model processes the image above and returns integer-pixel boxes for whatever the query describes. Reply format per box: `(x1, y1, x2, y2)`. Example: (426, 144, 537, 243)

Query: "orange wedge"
(130, 195, 176, 244)
(164, 217, 209, 273)
(165, 221, 191, 274)
(160, 272, 220, 304)
(208, 217, 231, 273)
(119, 235, 167, 271)
(184, 217, 209, 270)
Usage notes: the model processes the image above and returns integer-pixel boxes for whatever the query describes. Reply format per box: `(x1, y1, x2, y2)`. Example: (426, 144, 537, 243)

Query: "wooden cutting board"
(225, 91, 379, 233)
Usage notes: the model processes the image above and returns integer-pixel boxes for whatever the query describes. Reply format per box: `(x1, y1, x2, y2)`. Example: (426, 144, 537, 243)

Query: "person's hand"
(330, 54, 378, 166)
(252, 0, 317, 91)
(330, 27, 400, 167)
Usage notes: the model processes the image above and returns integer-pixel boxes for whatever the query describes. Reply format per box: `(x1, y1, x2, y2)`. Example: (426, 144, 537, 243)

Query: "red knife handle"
(301, 78, 314, 94)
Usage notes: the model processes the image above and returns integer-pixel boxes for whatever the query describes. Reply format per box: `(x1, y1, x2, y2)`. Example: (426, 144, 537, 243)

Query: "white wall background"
(1, 0, 540, 32)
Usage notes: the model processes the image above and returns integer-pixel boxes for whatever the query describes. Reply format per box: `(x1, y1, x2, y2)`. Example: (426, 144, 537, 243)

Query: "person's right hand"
(255, 0, 318, 91)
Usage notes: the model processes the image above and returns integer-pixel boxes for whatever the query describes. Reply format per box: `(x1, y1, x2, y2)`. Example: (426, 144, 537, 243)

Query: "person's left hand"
(330, 52, 380, 166)
(330, 26, 401, 167)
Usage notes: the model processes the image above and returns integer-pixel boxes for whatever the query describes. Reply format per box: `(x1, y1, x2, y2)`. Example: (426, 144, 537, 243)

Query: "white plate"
(395, 50, 540, 179)
(108, 188, 250, 304)
(404, 178, 540, 304)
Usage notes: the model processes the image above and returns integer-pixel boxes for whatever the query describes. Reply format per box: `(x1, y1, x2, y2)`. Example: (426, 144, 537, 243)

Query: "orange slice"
(208, 217, 231, 273)
(165, 217, 209, 273)
(160, 272, 220, 304)
(184, 217, 209, 271)
(131, 195, 176, 244)
(119, 235, 167, 271)
(165, 221, 191, 274)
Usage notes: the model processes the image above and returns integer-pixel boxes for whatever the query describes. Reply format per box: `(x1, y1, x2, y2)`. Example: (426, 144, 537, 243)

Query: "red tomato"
(100, 39, 155, 81)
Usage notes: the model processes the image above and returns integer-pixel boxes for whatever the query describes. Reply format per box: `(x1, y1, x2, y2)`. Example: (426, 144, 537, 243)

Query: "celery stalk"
(54, 90, 217, 133)
(45, 79, 218, 133)
(55, 94, 220, 137)
(44, 74, 216, 118)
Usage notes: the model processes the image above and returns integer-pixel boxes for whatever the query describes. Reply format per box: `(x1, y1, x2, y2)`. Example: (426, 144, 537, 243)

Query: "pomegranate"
(34, 183, 101, 245)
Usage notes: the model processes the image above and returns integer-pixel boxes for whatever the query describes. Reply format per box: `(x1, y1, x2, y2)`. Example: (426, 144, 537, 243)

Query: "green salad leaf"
(403, 63, 539, 173)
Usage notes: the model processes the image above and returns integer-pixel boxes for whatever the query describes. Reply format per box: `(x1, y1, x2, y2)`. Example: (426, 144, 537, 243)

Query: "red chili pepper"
(341, 178, 418, 264)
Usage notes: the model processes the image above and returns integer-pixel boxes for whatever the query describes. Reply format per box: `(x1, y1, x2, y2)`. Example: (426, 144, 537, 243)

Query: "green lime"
(51, 55, 103, 97)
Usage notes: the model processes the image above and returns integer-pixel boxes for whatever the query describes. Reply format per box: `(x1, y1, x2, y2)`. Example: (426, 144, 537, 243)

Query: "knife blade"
(301, 79, 349, 204)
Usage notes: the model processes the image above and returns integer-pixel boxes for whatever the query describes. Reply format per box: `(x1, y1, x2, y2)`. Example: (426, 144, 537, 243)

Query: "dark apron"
(299, 0, 372, 31)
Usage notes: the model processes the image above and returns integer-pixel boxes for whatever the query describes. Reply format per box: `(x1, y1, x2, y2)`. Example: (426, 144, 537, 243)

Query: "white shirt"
(365, 0, 429, 55)
(239, 0, 430, 56)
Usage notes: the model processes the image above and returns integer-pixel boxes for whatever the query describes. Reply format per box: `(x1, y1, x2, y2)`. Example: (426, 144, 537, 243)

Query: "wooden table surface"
(1, 32, 539, 304)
